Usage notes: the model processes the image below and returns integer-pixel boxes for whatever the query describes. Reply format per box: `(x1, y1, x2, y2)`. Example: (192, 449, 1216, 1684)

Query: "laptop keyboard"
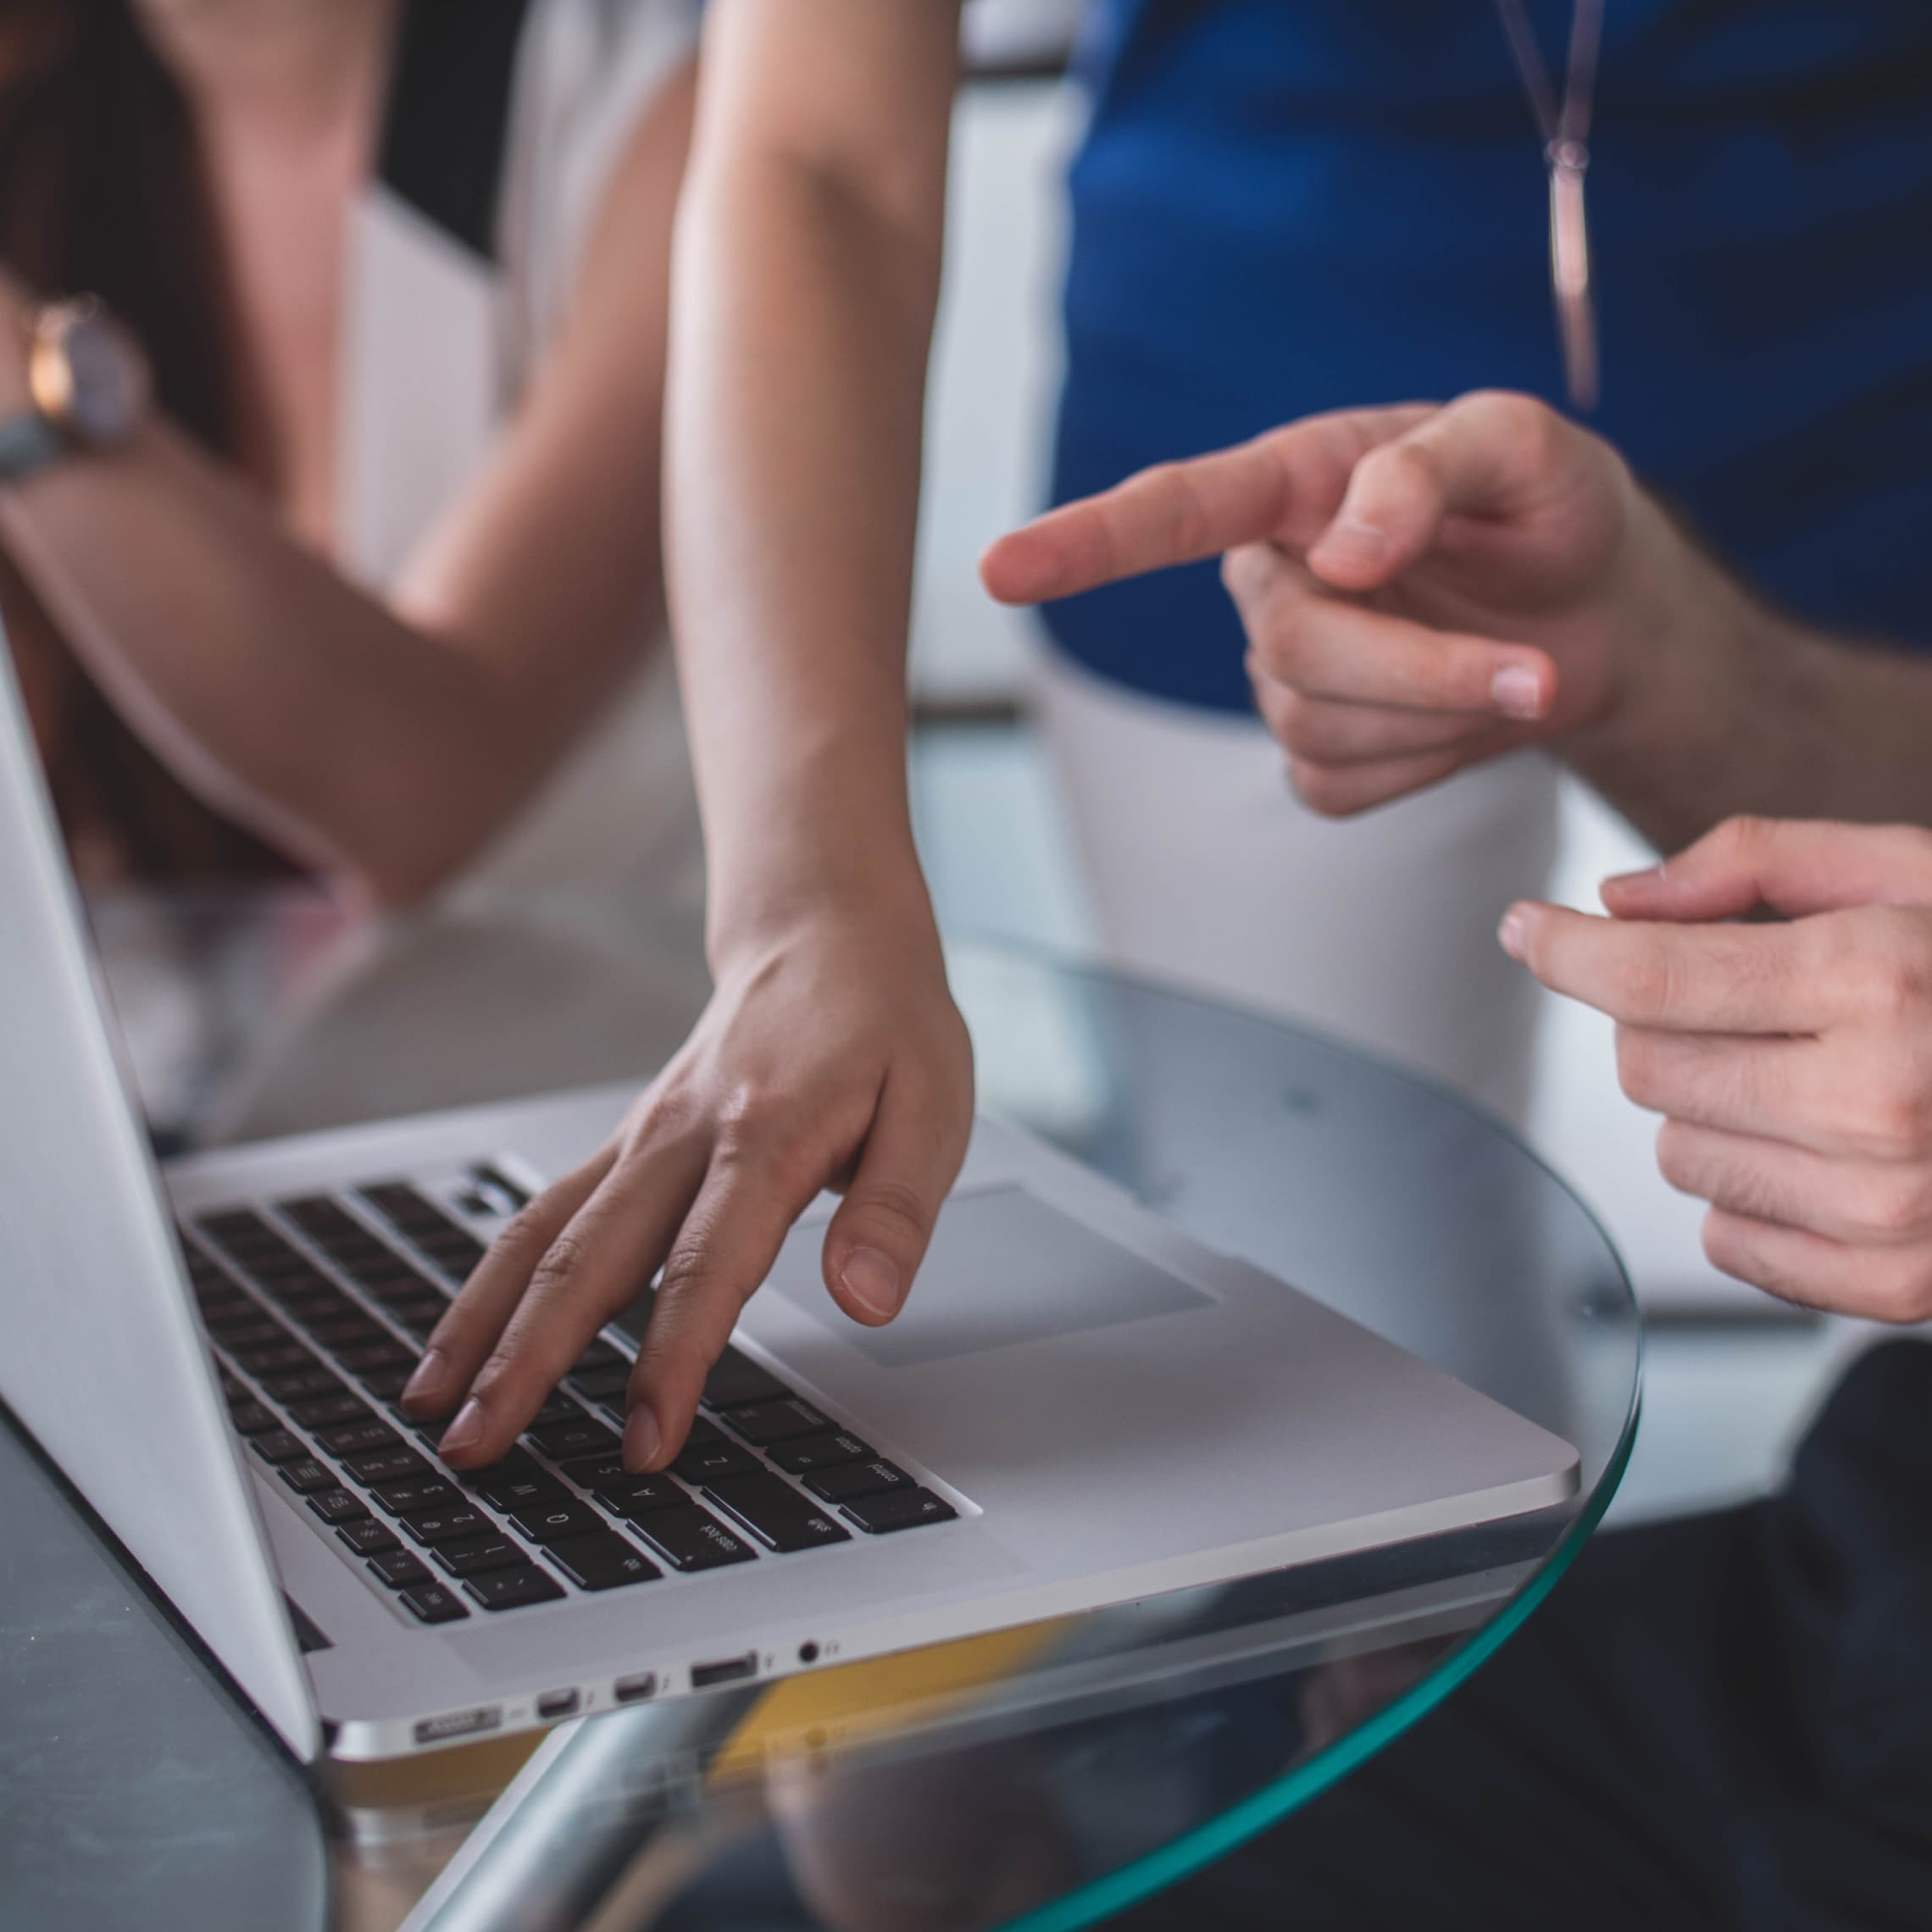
(180, 1179, 957, 1628)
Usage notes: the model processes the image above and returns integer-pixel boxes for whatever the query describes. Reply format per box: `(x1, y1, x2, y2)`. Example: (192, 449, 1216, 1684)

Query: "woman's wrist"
(705, 830, 938, 974)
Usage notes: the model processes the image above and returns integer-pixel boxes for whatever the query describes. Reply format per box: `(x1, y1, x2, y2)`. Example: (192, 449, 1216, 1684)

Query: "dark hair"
(0, 0, 284, 878)
(0, 0, 236, 452)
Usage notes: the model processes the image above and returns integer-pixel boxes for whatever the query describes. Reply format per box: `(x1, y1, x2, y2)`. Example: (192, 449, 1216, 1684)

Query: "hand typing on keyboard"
(189, 1191, 959, 1626)
(397, 921, 975, 1474)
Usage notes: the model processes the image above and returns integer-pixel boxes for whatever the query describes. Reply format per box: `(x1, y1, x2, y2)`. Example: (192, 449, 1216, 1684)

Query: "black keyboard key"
(545, 1534, 660, 1591)
(277, 1196, 367, 1240)
(314, 1420, 400, 1458)
(230, 1341, 316, 1377)
(362, 1261, 445, 1297)
(336, 1519, 401, 1556)
(277, 1458, 337, 1496)
(530, 1393, 590, 1427)
(370, 1474, 460, 1516)
(469, 1465, 569, 1515)
(367, 1551, 432, 1589)
(259, 1278, 344, 1314)
(565, 1363, 632, 1402)
(554, 1452, 635, 1488)
(197, 1208, 270, 1237)
(558, 1451, 670, 1492)
(385, 1300, 447, 1338)
(300, 1312, 389, 1350)
(257, 1366, 345, 1403)
(322, 1236, 399, 1274)
(603, 1478, 689, 1518)
(570, 1339, 625, 1376)
(337, 1340, 419, 1375)
(417, 1231, 488, 1276)
(358, 1179, 442, 1219)
(700, 1347, 791, 1413)
(224, 1241, 313, 1280)
(284, 1395, 371, 1431)
(225, 1401, 280, 1438)
(463, 1566, 566, 1612)
(802, 1458, 914, 1504)
(525, 1418, 618, 1463)
(358, 1367, 417, 1402)
(630, 1507, 757, 1573)
(768, 1430, 875, 1475)
(398, 1584, 468, 1624)
(341, 1446, 430, 1487)
(276, 1287, 359, 1326)
(358, 1182, 477, 1252)
(204, 1313, 285, 1349)
(196, 1212, 287, 1256)
(719, 1397, 834, 1446)
(250, 1430, 308, 1465)
(306, 1487, 369, 1527)
(840, 1488, 958, 1535)
(671, 1437, 759, 1484)
(503, 1499, 605, 1546)
(704, 1473, 852, 1553)
(402, 1506, 495, 1547)
(432, 1535, 528, 1579)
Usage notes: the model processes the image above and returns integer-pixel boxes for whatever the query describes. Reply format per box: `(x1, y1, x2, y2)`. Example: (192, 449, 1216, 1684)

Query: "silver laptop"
(0, 641, 1578, 1765)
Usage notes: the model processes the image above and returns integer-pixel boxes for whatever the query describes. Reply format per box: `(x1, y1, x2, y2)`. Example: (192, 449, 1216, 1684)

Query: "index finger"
(980, 405, 1433, 605)
(624, 1143, 830, 1469)
(1499, 901, 1835, 1035)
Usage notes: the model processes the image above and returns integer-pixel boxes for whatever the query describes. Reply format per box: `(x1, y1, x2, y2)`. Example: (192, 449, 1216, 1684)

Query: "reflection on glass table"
(82, 888, 1639, 1932)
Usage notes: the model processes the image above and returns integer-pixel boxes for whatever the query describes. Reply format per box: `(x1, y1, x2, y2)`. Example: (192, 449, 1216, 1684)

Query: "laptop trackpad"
(774, 1186, 1213, 1368)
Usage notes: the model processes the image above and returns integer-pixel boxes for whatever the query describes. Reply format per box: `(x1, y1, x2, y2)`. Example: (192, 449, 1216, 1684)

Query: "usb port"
(613, 1671, 658, 1705)
(536, 1689, 580, 1720)
(414, 1706, 501, 1746)
(690, 1652, 758, 1690)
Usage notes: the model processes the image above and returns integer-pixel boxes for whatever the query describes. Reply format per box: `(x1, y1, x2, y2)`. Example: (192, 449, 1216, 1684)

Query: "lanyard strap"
(1492, 0, 1606, 410)
(1492, 0, 1603, 159)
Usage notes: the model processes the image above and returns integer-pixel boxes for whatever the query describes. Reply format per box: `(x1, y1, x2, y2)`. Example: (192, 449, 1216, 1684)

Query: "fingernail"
(624, 1405, 661, 1471)
(402, 1348, 448, 1408)
(1491, 665, 1546, 721)
(1497, 906, 1532, 960)
(1604, 864, 1663, 891)
(840, 1246, 903, 1320)
(439, 1398, 484, 1457)
(1315, 517, 1388, 569)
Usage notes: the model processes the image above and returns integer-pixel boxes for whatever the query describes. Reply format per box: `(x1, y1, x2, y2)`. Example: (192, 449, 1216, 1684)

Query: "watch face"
(58, 314, 147, 447)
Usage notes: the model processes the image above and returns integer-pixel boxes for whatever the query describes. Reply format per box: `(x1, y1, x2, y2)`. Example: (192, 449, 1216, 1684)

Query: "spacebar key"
(705, 1473, 851, 1553)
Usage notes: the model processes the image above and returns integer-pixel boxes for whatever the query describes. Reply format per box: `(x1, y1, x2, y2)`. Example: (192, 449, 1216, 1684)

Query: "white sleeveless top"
(336, 0, 703, 906)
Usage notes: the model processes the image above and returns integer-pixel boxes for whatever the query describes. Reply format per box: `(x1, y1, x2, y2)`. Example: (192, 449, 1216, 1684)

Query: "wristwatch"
(0, 296, 151, 483)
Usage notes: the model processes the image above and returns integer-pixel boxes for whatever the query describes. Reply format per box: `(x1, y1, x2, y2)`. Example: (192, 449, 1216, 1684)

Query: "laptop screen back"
(0, 637, 317, 1760)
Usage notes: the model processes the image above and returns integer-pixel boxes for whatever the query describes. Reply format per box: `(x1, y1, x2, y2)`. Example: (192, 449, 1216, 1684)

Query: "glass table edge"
(993, 1382, 1645, 1932)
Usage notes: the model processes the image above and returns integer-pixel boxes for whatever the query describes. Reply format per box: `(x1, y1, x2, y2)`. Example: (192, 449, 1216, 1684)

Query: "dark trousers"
(1116, 1341, 1932, 1932)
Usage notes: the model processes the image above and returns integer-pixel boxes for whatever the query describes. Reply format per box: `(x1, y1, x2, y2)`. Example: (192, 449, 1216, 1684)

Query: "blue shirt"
(1046, 0, 1932, 713)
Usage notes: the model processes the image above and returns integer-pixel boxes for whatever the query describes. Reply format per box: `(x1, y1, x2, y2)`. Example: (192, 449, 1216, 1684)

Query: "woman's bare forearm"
(667, 3, 958, 960)
(0, 69, 692, 901)
(0, 424, 625, 900)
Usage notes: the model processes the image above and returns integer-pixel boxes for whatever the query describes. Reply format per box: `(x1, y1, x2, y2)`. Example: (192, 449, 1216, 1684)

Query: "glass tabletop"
(75, 886, 1640, 1931)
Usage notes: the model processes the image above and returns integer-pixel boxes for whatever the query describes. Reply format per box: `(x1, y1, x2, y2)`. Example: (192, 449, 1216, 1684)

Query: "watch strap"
(0, 410, 64, 483)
